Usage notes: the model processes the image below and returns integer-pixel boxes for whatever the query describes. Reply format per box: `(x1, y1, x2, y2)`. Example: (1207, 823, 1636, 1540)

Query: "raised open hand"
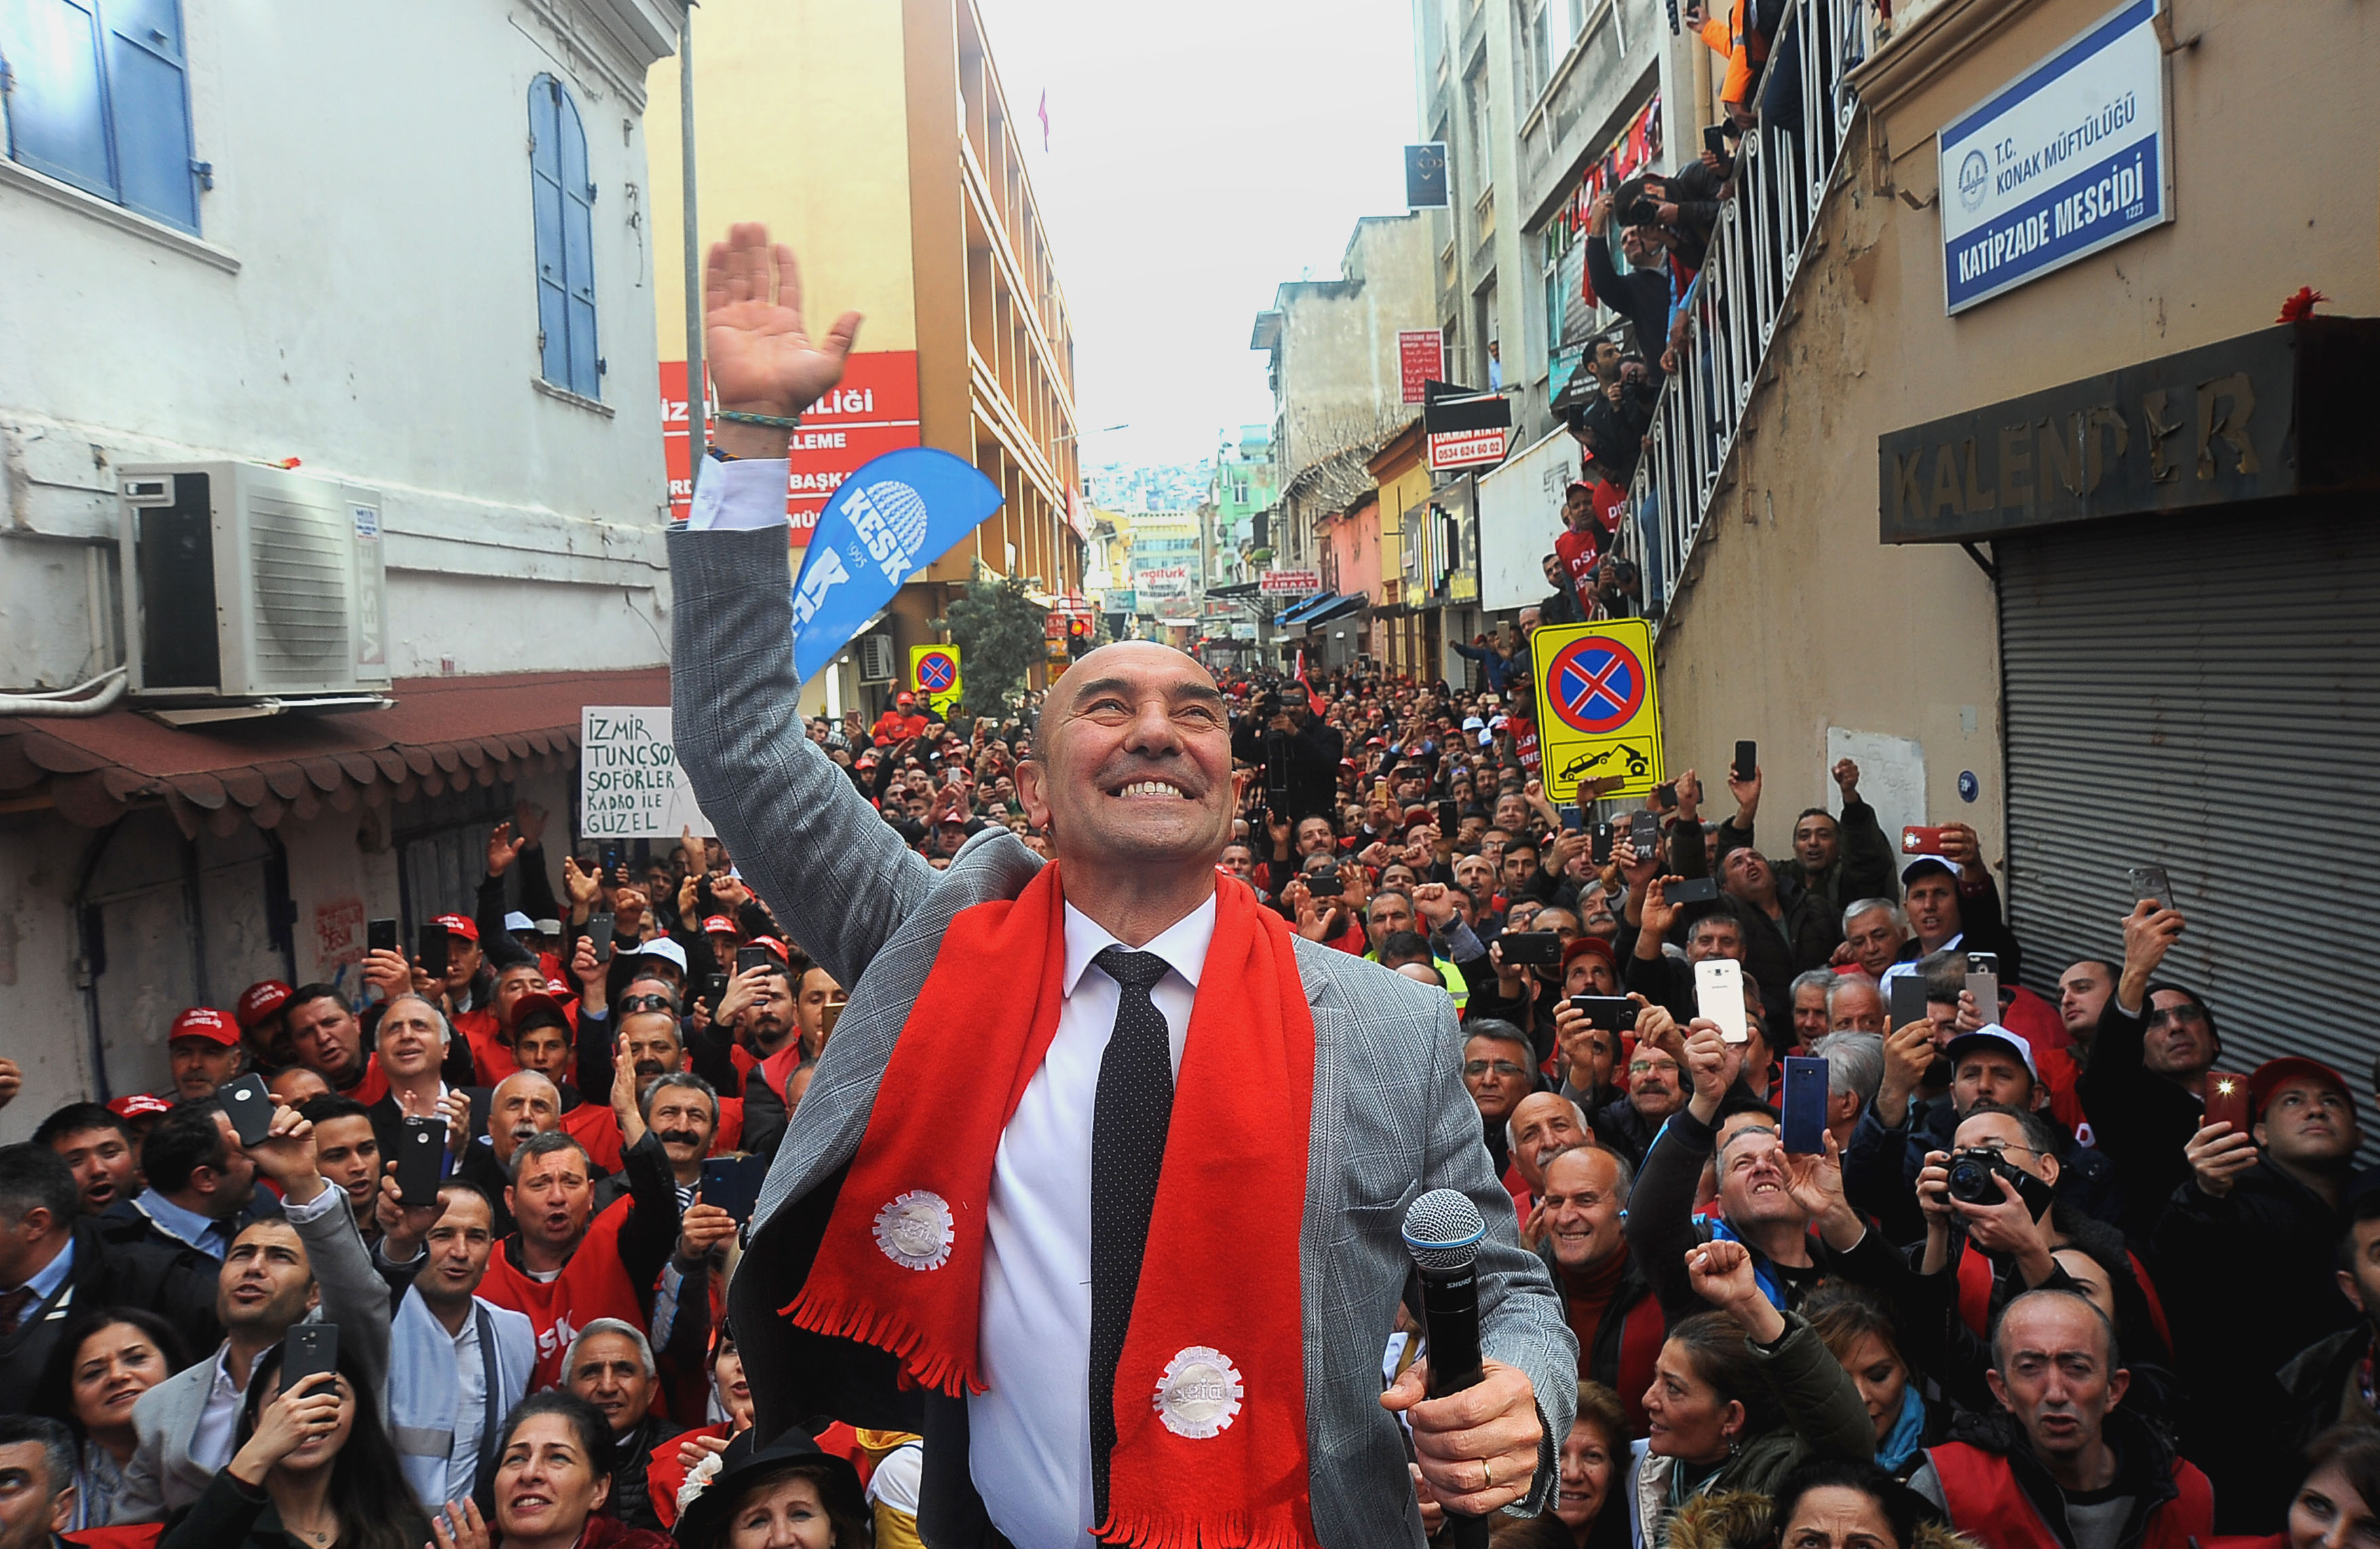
(704, 223, 863, 418)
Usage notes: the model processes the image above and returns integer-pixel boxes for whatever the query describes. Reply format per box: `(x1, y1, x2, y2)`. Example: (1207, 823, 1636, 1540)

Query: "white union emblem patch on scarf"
(1153, 1345, 1244, 1440)
(872, 1189, 955, 1271)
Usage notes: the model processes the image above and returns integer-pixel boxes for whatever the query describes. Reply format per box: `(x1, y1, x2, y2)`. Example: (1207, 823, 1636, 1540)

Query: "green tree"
(938, 573, 1048, 714)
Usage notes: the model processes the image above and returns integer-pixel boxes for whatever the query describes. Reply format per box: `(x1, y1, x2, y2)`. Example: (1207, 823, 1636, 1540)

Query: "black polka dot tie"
(1089, 945, 1176, 1523)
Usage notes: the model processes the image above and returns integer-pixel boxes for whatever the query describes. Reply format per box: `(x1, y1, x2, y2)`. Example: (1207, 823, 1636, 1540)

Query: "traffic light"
(1065, 615, 1094, 657)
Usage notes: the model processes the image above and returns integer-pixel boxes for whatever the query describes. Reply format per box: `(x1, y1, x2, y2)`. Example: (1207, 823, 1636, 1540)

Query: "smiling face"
(68, 1320, 170, 1442)
(1792, 812, 1841, 874)
(1539, 1147, 1626, 1272)
(420, 1189, 496, 1307)
(2290, 1461, 2380, 1549)
(495, 1413, 609, 1542)
(1554, 1415, 1619, 1531)
(1016, 645, 1236, 876)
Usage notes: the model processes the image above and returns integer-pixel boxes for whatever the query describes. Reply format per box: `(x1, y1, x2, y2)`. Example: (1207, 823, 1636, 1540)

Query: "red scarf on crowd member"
(788, 864, 1320, 1548)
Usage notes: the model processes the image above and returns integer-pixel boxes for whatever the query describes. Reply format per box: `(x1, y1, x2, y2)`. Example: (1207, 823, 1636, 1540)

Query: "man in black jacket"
(2077, 900, 2209, 1240)
(0, 1145, 219, 1398)
(1230, 691, 1343, 824)
(1892, 823, 2027, 985)
(1581, 192, 1673, 361)
(1713, 759, 1898, 920)
(2155, 1057, 2368, 1525)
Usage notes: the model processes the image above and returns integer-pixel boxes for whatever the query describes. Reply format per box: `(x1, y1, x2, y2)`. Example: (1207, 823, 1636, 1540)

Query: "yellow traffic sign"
(909, 645, 963, 715)
(1530, 619, 1666, 803)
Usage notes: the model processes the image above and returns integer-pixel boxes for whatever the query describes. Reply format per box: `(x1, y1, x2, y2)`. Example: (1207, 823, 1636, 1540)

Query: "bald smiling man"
(668, 223, 1571, 1549)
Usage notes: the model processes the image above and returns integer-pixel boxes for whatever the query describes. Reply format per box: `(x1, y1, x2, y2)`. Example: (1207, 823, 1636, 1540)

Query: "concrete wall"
(1643, 0, 2380, 873)
(0, 762, 574, 1142)
(1267, 214, 1439, 516)
(0, 0, 681, 689)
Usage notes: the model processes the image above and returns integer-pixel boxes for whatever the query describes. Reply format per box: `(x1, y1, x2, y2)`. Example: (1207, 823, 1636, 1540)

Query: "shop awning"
(0, 666, 672, 835)
(1273, 591, 1341, 627)
(1273, 592, 1367, 638)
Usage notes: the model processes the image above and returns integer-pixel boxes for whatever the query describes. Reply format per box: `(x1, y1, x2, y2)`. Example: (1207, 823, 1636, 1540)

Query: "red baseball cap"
(896, 691, 917, 707)
(750, 937, 790, 963)
(1560, 936, 1619, 976)
(434, 913, 478, 942)
(2249, 1056, 2354, 1120)
(235, 980, 292, 1031)
(702, 915, 735, 935)
(108, 1093, 172, 1120)
(512, 992, 573, 1034)
(169, 1007, 240, 1046)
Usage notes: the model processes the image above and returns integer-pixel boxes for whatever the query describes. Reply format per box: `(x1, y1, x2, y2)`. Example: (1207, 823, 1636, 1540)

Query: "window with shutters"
(529, 73, 600, 400)
(0, 0, 201, 233)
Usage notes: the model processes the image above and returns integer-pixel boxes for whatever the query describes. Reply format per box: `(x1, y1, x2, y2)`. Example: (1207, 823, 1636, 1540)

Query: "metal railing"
(1619, 0, 1878, 623)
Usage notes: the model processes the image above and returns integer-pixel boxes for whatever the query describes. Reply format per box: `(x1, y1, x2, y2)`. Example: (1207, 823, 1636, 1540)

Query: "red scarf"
(788, 864, 1320, 1547)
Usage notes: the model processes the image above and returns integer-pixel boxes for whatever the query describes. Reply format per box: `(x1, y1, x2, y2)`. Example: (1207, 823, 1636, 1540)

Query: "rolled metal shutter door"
(1999, 498, 2380, 1083)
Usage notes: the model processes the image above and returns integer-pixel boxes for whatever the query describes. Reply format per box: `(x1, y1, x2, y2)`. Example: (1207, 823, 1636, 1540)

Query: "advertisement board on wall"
(660, 351, 923, 539)
(1478, 428, 1584, 611)
(1399, 331, 1444, 405)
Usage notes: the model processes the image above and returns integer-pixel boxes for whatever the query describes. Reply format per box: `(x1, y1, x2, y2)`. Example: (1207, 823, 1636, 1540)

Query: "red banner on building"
(661, 351, 923, 543)
(1399, 330, 1444, 405)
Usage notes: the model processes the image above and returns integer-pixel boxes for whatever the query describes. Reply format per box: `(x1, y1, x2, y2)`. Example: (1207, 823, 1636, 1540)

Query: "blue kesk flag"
(788, 447, 1005, 684)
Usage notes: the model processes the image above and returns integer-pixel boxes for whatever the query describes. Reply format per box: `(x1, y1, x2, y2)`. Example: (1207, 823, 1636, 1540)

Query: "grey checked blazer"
(671, 526, 1575, 1548)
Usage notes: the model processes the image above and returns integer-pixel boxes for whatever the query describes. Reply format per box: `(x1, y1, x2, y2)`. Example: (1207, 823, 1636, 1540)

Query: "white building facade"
(0, 0, 684, 1131)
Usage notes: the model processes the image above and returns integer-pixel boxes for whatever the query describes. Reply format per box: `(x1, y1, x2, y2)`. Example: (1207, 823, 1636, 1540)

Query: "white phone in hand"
(1695, 958, 1750, 1044)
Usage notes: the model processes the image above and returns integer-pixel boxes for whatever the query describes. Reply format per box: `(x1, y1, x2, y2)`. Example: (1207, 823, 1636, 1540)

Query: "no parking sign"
(910, 645, 963, 714)
(1529, 619, 1666, 802)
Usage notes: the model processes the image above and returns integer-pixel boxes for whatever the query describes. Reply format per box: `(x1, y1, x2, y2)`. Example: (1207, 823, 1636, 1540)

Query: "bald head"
(489, 1069, 562, 1162)
(1016, 643, 1237, 881)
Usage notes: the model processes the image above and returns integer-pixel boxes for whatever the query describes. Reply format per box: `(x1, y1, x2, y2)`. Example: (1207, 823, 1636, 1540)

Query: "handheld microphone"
(1402, 1189, 1491, 1549)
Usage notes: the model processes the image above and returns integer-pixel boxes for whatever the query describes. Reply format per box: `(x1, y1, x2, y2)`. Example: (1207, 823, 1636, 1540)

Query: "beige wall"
(1649, 0, 2379, 868)
(645, 1, 920, 358)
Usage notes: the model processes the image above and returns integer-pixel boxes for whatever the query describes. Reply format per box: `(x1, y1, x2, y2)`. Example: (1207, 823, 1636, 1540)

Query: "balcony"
(1617, 0, 1878, 625)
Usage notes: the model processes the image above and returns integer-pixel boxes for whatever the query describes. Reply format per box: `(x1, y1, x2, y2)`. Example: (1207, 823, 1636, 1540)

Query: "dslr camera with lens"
(1944, 1148, 2055, 1218)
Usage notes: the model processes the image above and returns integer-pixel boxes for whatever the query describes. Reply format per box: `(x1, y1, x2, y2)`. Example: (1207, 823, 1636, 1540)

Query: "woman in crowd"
(1494, 1382, 1631, 1549)
(1662, 1458, 1980, 1549)
(2257, 1426, 2380, 1549)
(649, 1329, 757, 1530)
(670, 1426, 870, 1549)
(1628, 1242, 1874, 1548)
(158, 1345, 426, 1549)
(30, 1308, 185, 1530)
(442, 1391, 673, 1549)
(1803, 1284, 1943, 1480)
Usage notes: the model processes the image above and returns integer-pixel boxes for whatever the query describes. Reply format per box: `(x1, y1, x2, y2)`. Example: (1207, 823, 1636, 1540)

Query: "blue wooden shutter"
(0, 0, 115, 197)
(554, 83, 598, 398)
(529, 75, 570, 389)
(98, 0, 195, 230)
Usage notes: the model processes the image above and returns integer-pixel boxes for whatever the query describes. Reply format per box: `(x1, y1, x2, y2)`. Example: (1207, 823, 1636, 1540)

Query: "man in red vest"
(434, 1097, 681, 1392)
(1910, 1289, 2212, 1549)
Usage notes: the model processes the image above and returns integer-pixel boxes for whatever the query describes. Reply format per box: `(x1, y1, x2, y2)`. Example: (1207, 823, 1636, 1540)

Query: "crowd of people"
(0, 645, 2371, 1549)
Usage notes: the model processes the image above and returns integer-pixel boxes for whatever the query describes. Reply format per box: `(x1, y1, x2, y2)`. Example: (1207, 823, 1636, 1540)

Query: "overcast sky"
(973, 0, 1423, 472)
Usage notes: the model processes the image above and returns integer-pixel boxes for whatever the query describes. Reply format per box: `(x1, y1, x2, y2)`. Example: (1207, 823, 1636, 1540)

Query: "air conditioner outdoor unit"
(117, 462, 391, 705)
(856, 634, 896, 684)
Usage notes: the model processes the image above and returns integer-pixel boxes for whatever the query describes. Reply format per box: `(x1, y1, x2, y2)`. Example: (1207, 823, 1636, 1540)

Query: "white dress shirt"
(443, 1312, 487, 1507)
(187, 1181, 350, 1474)
(970, 896, 1214, 1549)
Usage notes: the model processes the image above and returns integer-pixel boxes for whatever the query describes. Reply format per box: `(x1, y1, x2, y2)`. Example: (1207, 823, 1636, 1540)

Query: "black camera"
(1945, 1149, 2056, 1218)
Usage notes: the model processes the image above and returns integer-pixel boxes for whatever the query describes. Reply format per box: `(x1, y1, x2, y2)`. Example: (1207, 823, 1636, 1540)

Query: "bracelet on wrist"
(715, 408, 803, 428)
